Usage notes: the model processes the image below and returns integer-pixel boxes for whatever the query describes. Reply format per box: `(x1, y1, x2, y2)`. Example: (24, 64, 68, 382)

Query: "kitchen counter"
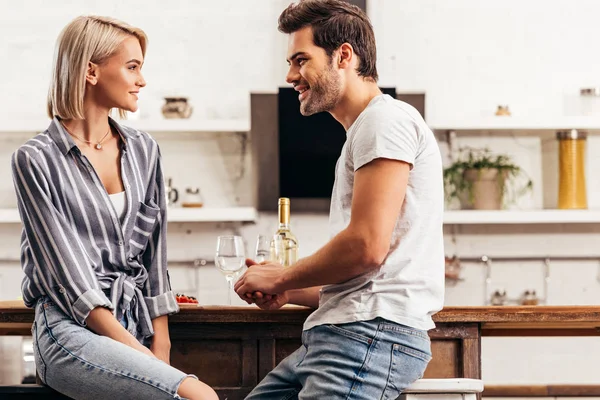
(3, 302, 599, 334)
(2, 302, 599, 399)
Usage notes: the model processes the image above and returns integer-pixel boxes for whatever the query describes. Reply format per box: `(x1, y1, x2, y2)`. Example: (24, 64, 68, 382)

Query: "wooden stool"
(0, 384, 70, 399)
(400, 379, 484, 400)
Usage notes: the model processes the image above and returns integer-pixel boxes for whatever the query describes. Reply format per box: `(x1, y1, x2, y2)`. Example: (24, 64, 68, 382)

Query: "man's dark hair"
(279, 0, 378, 81)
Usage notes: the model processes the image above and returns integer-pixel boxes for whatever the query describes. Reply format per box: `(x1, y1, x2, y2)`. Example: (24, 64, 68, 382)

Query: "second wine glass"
(255, 235, 271, 263)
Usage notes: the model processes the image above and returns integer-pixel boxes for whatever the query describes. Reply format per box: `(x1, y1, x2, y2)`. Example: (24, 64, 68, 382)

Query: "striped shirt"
(11, 117, 179, 340)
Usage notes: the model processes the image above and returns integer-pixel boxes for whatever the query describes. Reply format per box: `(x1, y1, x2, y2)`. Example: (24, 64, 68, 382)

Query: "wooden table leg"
(427, 323, 482, 380)
(461, 329, 482, 379)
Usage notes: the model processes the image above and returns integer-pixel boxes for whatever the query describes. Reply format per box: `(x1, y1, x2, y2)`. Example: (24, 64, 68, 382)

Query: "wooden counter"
(1, 302, 599, 399)
(3, 302, 600, 329)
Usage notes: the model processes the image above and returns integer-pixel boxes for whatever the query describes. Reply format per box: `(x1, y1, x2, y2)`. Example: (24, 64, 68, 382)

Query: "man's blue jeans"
(246, 317, 432, 400)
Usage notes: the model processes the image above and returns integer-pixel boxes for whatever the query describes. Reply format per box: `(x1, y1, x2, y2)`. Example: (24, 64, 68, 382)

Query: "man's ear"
(85, 62, 99, 85)
(337, 42, 354, 70)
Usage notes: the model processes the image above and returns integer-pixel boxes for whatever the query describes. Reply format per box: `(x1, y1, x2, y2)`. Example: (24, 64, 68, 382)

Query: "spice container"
(521, 290, 539, 306)
(162, 97, 193, 119)
(580, 88, 600, 116)
(495, 105, 511, 116)
(444, 256, 462, 280)
(165, 177, 179, 206)
(557, 130, 587, 209)
(490, 289, 507, 306)
(181, 187, 204, 208)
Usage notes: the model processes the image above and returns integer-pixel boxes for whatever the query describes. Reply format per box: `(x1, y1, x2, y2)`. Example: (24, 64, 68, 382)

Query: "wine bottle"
(270, 197, 298, 266)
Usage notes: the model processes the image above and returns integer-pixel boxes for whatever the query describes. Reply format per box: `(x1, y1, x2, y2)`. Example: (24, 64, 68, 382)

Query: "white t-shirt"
(109, 191, 127, 224)
(303, 94, 445, 332)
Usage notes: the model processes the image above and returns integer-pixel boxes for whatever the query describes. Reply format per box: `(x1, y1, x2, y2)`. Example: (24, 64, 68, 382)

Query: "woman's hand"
(150, 315, 171, 364)
(150, 339, 171, 364)
(126, 337, 158, 359)
(87, 306, 156, 359)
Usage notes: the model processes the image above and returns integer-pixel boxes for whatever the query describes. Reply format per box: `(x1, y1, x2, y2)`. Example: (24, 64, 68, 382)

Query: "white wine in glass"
(215, 235, 246, 305)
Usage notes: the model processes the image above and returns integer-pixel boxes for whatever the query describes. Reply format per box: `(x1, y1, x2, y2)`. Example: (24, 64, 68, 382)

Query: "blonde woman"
(11, 16, 218, 400)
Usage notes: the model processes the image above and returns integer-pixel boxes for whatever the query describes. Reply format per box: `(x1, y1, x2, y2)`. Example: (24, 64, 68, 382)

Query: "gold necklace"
(62, 124, 112, 150)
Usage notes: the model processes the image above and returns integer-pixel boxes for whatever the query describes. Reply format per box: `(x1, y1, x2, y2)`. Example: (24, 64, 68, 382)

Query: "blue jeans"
(32, 296, 194, 400)
(246, 317, 432, 400)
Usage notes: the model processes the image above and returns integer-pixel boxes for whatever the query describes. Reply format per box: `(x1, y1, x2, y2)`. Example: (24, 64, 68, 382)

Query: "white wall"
(370, 0, 600, 122)
(0, 0, 289, 122)
(0, 0, 599, 387)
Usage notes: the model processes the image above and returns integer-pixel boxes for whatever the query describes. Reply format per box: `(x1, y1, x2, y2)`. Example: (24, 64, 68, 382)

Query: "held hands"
(246, 289, 290, 310)
(235, 259, 289, 310)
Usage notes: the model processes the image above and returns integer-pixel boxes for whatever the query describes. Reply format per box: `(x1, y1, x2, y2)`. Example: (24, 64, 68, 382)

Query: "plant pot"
(457, 189, 474, 210)
(462, 168, 506, 210)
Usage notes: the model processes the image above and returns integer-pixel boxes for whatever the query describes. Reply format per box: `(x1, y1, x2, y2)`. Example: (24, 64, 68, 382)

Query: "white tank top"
(108, 191, 127, 223)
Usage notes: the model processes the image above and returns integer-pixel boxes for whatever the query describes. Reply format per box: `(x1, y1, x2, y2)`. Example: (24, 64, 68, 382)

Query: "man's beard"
(299, 64, 341, 116)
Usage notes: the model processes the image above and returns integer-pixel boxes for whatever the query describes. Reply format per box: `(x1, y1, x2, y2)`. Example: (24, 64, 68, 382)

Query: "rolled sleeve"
(145, 291, 179, 319)
(72, 288, 114, 325)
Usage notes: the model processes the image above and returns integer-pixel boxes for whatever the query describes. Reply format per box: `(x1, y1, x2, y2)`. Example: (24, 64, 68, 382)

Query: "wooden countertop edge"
(435, 306, 600, 323)
(2, 302, 600, 325)
(483, 385, 600, 397)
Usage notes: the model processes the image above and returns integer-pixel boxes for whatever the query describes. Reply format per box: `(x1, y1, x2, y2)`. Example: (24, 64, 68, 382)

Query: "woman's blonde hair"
(47, 16, 148, 119)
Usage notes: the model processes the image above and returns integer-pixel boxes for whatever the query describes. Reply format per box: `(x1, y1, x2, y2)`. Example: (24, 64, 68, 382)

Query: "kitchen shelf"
(126, 119, 249, 133)
(0, 207, 257, 224)
(444, 209, 600, 224)
(0, 209, 21, 224)
(0, 119, 249, 134)
(3, 208, 595, 225)
(428, 116, 600, 132)
(167, 207, 257, 222)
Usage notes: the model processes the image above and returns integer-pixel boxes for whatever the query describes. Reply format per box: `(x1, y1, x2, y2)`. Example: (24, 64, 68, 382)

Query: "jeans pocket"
(380, 344, 431, 400)
(380, 322, 431, 341)
(31, 321, 47, 384)
(129, 201, 160, 257)
(41, 298, 70, 331)
(323, 323, 373, 345)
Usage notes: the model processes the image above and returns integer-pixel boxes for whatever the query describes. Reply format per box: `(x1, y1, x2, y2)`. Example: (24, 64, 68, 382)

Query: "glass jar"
(161, 97, 193, 119)
(580, 88, 600, 116)
(181, 187, 204, 208)
(490, 289, 507, 306)
(521, 290, 539, 306)
(557, 129, 587, 209)
(165, 177, 179, 206)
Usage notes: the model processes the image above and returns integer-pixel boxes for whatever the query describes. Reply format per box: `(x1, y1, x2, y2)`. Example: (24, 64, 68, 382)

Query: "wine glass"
(255, 235, 271, 263)
(215, 235, 246, 305)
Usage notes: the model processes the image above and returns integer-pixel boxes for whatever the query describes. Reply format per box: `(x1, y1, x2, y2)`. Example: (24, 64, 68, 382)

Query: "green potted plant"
(443, 147, 533, 210)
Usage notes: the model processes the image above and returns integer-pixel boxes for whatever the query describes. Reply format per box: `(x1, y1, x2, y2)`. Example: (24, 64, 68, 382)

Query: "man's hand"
(238, 259, 270, 305)
(249, 290, 290, 310)
(235, 258, 286, 302)
(238, 260, 322, 309)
